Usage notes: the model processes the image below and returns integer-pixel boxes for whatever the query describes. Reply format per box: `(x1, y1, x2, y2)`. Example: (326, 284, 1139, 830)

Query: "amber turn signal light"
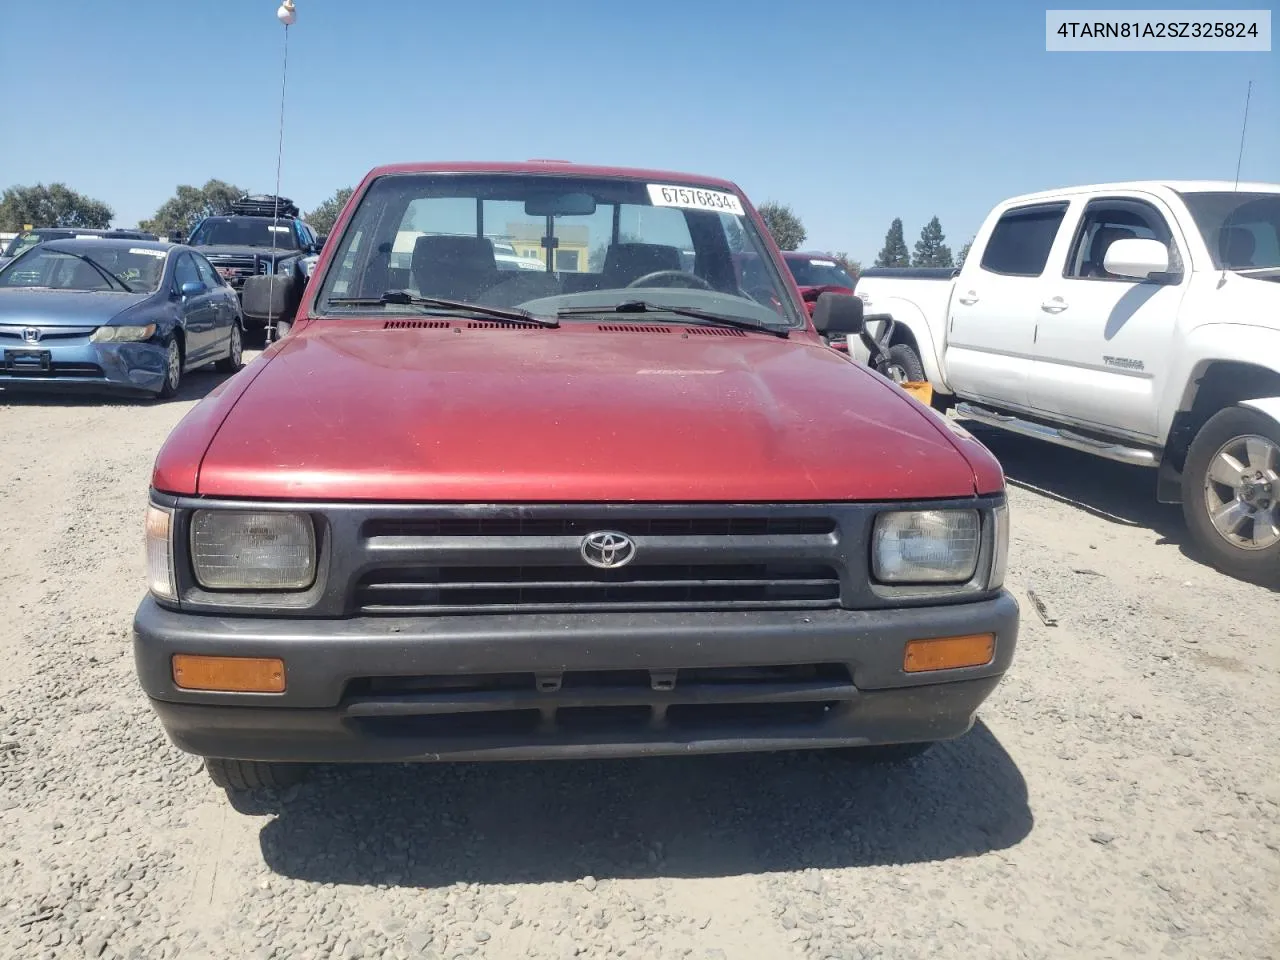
(172, 655, 286, 693)
(903, 634, 995, 673)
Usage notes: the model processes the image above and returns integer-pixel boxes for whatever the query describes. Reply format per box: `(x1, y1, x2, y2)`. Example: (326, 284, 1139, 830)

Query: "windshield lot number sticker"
(647, 184, 745, 216)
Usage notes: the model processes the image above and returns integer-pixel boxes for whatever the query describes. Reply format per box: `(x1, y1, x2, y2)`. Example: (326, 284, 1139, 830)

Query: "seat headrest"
(602, 243, 682, 285)
(412, 235, 497, 273)
(1219, 226, 1256, 268)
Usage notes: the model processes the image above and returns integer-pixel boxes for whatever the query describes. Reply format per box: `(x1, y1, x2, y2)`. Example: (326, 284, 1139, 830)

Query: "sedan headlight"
(872, 509, 980, 584)
(190, 510, 316, 591)
(91, 323, 156, 343)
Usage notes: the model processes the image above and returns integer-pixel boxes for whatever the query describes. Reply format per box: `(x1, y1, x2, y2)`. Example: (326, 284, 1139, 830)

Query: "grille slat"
(365, 516, 835, 538)
(355, 562, 840, 614)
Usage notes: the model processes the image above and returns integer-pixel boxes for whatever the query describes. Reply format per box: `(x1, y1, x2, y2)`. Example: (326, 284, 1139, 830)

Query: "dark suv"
(186, 196, 322, 338)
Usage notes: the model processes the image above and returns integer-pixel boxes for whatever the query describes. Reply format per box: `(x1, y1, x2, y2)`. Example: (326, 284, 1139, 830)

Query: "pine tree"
(912, 216, 954, 268)
(957, 239, 973, 268)
(874, 218, 910, 268)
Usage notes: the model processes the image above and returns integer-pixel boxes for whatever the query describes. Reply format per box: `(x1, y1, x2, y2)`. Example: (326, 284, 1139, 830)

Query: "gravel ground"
(0, 356, 1276, 960)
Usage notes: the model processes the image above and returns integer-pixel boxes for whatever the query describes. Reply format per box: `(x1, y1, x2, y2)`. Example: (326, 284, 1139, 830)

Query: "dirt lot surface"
(1, 356, 1277, 960)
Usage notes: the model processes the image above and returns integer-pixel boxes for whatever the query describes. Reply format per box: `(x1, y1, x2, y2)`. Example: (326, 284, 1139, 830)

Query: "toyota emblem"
(580, 531, 637, 569)
(22, 327, 41, 343)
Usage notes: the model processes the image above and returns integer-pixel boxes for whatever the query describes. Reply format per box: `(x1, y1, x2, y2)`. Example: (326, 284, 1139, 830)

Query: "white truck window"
(1064, 198, 1179, 279)
(979, 203, 1068, 277)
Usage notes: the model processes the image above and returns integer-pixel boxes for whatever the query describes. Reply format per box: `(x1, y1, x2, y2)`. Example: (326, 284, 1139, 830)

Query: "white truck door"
(1028, 194, 1189, 441)
(944, 201, 1071, 410)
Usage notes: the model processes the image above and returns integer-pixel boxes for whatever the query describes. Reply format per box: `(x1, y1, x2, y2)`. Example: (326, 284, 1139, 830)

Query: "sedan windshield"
(0, 245, 167, 293)
(1178, 191, 1280, 270)
(785, 256, 856, 289)
(189, 217, 299, 250)
(3, 231, 72, 258)
(314, 173, 803, 327)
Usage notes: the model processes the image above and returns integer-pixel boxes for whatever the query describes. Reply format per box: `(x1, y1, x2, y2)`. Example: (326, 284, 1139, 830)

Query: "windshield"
(1179, 191, 1280, 270)
(189, 217, 299, 250)
(0, 245, 167, 293)
(314, 173, 803, 327)
(785, 256, 856, 288)
(4, 231, 70, 258)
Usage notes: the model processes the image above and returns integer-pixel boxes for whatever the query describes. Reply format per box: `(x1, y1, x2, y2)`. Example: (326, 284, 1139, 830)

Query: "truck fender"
(1240, 396, 1280, 428)
(861, 298, 948, 392)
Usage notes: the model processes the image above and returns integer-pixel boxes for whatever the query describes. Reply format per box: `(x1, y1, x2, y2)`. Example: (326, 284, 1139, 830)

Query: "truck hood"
(192, 322, 986, 501)
(0, 288, 152, 326)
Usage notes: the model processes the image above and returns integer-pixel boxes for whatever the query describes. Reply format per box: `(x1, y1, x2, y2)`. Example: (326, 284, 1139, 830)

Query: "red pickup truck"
(133, 161, 1017, 794)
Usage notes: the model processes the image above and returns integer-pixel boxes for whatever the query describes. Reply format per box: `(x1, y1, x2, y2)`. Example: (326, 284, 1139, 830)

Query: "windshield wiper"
(58, 251, 133, 292)
(556, 300, 789, 338)
(327, 291, 558, 327)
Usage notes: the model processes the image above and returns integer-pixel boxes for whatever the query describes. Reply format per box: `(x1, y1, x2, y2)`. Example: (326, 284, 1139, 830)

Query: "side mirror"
(1103, 238, 1171, 281)
(180, 280, 208, 298)
(315, 234, 328, 252)
(241, 274, 294, 321)
(811, 291, 864, 334)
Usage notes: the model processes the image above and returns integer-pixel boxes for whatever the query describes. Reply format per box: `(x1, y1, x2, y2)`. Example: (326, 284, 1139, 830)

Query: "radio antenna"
(1231, 79, 1252, 192)
(1220, 79, 1252, 287)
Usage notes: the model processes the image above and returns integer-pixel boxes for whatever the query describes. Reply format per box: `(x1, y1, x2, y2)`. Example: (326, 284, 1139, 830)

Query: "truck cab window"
(979, 203, 1068, 277)
(1066, 199, 1179, 280)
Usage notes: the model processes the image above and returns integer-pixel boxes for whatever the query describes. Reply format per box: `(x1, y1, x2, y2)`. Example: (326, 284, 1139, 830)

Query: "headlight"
(146, 504, 176, 600)
(872, 509, 980, 584)
(91, 323, 157, 343)
(190, 510, 316, 591)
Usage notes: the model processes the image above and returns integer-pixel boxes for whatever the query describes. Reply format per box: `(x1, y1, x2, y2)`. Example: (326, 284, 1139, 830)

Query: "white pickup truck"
(853, 180, 1280, 583)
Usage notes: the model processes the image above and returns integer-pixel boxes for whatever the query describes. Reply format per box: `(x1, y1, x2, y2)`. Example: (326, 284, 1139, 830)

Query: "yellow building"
(506, 223, 590, 273)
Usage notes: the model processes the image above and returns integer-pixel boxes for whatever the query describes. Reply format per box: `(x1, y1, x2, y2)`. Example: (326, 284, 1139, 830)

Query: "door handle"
(956, 291, 979, 306)
(1040, 296, 1068, 314)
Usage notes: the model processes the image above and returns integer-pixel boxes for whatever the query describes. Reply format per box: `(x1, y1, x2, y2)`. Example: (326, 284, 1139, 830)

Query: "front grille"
(342, 663, 854, 738)
(353, 507, 843, 615)
(355, 562, 841, 614)
(206, 256, 269, 289)
(0, 326, 95, 342)
(3, 362, 102, 378)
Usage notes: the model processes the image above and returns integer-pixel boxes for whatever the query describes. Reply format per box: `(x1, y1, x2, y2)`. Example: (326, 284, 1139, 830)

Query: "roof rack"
(229, 195, 300, 219)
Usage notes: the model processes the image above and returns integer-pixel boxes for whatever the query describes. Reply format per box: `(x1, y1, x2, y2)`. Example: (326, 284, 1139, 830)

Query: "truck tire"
(204, 758, 310, 792)
(1181, 406, 1280, 585)
(879, 344, 926, 384)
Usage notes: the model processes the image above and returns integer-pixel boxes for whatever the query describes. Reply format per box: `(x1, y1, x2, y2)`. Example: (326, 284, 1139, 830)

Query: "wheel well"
(1159, 361, 1280, 501)
(887, 322, 921, 355)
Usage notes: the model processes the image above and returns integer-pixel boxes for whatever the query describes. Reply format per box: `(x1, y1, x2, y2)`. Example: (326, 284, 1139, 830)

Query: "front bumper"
(133, 592, 1019, 763)
(0, 338, 166, 395)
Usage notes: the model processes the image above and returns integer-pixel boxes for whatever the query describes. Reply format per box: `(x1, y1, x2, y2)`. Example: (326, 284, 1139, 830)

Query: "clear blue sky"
(1, 0, 1275, 263)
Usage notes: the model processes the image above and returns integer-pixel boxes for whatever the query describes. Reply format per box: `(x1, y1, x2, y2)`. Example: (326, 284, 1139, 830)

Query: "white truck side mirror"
(1103, 237, 1170, 280)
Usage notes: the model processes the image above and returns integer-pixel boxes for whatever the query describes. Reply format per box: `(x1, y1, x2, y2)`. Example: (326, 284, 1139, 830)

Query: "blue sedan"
(0, 238, 244, 399)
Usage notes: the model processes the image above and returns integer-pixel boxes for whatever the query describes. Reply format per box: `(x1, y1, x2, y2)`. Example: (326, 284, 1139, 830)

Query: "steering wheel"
(626, 270, 714, 291)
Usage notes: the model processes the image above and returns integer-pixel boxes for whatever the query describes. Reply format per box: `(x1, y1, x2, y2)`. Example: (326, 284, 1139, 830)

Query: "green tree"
(831, 252, 862, 279)
(0, 183, 113, 230)
(912, 215, 954, 268)
(140, 179, 245, 239)
(725, 217, 748, 253)
(304, 187, 354, 236)
(757, 201, 806, 251)
(957, 238, 974, 268)
(874, 218, 910, 268)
